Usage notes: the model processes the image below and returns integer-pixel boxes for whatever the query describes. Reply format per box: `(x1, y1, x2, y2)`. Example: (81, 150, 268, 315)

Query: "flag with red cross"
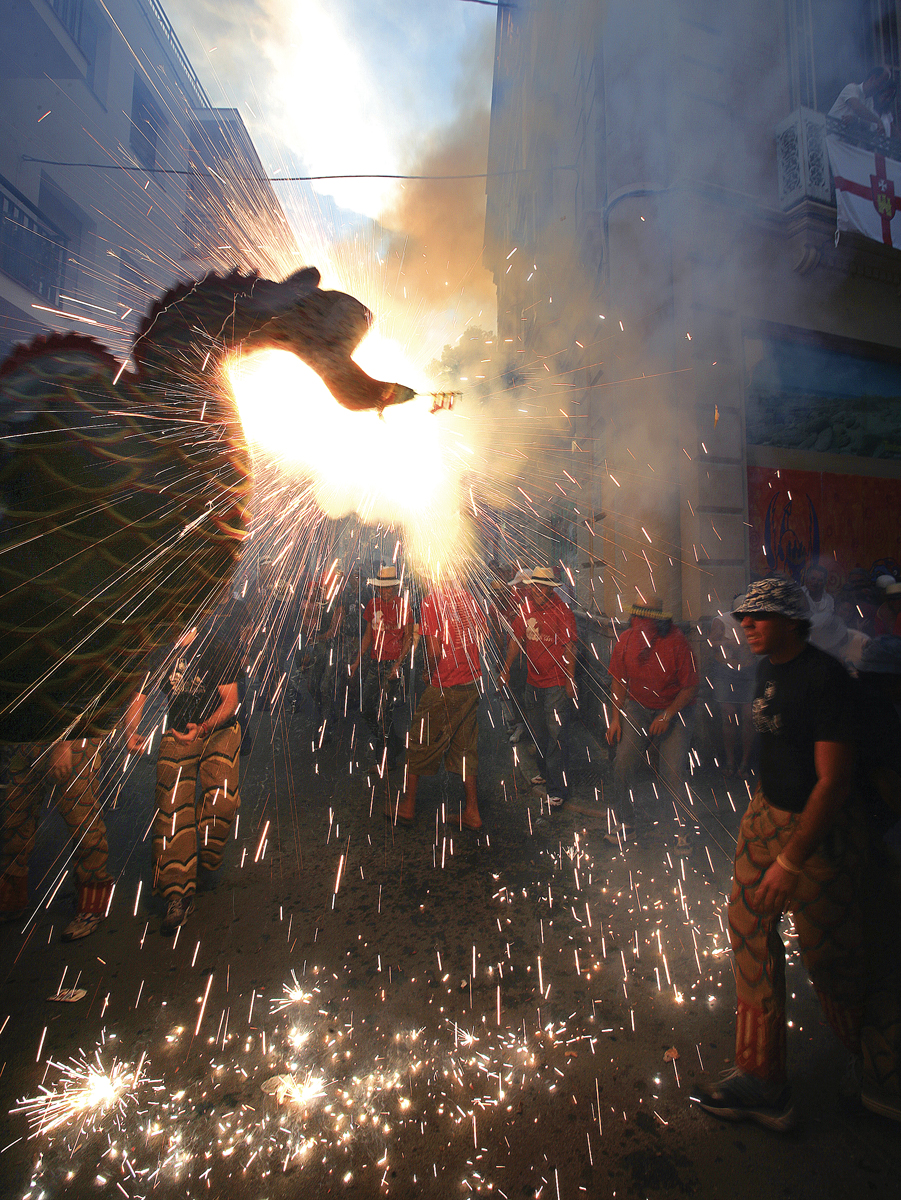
(826, 134, 901, 247)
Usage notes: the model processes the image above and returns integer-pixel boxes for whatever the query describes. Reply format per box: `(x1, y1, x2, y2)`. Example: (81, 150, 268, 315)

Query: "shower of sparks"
(13, 1047, 151, 1138)
(0, 13, 767, 1198)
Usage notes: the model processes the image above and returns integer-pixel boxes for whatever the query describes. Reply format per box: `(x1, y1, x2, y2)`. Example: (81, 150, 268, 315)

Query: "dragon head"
(245, 268, 416, 413)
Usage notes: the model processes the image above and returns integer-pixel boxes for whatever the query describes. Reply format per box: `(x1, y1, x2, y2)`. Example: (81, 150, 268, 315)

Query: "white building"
(485, 0, 901, 619)
(0, 0, 296, 359)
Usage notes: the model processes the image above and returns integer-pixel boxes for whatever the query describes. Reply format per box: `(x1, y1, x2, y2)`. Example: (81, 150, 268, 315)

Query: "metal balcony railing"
(0, 175, 68, 305)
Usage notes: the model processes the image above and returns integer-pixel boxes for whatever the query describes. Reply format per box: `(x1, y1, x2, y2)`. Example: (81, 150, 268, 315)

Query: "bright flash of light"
(14, 1051, 148, 1137)
(270, 970, 316, 1013)
(228, 333, 477, 576)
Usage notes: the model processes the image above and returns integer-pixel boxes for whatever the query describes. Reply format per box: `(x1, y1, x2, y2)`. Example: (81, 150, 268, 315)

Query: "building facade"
(484, 0, 901, 620)
(0, 0, 297, 360)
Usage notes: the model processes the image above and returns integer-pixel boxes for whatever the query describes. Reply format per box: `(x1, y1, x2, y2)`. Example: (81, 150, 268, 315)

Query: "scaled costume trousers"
(361, 660, 403, 754)
(612, 698, 693, 823)
(308, 640, 339, 726)
(152, 723, 240, 899)
(525, 684, 572, 800)
(0, 738, 111, 913)
(728, 788, 900, 1097)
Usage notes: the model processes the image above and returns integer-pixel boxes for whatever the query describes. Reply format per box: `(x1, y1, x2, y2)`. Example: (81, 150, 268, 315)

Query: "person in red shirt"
(500, 567, 577, 809)
(392, 582, 487, 830)
(605, 598, 697, 847)
(349, 566, 412, 770)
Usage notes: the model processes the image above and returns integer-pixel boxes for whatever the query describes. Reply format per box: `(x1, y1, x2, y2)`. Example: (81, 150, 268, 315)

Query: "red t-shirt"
(420, 588, 486, 687)
(363, 594, 410, 662)
(608, 623, 698, 710)
(512, 593, 577, 687)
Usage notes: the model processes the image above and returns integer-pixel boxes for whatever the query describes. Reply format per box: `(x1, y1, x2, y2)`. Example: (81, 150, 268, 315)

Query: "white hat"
(368, 565, 401, 588)
(528, 567, 558, 587)
(876, 574, 897, 590)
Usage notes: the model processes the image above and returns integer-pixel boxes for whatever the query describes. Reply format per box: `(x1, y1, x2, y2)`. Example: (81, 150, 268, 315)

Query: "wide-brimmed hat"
(629, 596, 672, 620)
(733, 578, 808, 621)
(528, 567, 558, 588)
(368, 566, 401, 588)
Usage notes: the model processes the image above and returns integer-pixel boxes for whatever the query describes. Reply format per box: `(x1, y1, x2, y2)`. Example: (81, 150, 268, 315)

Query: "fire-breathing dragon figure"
(0, 266, 415, 741)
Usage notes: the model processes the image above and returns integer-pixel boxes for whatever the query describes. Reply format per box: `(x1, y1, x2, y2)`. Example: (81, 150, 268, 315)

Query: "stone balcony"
(773, 109, 901, 279)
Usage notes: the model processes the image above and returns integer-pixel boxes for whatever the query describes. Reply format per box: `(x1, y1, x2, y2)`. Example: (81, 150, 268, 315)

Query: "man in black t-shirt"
(124, 620, 241, 935)
(697, 578, 900, 1129)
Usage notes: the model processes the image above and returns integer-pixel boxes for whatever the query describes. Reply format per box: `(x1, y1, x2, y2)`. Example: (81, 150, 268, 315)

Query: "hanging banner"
(748, 465, 901, 584)
(826, 134, 901, 246)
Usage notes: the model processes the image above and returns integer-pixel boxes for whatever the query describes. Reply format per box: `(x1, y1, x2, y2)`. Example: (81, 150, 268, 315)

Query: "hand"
(498, 669, 509, 688)
(348, 660, 359, 678)
(751, 861, 799, 916)
(564, 676, 577, 701)
(606, 715, 622, 746)
(171, 723, 201, 744)
(47, 741, 73, 782)
(127, 733, 147, 755)
(649, 712, 671, 738)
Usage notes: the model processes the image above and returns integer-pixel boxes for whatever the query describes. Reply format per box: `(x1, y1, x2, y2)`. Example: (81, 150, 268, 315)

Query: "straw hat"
(528, 567, 558, 588)
(629, 596, 672, 620)
(368, 565, 401, 588)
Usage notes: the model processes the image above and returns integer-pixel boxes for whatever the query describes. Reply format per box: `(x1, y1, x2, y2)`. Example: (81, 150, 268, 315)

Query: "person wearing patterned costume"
(304, 565, 346, 743)
(698, 576, 901, 1129)
(0, 736, 112, 940)
(349, 566, 413, 771)
(125, 619, 241, 935)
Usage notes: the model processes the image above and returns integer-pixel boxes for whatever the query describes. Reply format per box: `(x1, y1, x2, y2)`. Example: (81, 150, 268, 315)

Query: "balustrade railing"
(0, 175, 68, 305)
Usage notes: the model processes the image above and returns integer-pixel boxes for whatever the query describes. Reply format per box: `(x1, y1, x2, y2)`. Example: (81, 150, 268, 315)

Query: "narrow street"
(1, 690, 898, 1199)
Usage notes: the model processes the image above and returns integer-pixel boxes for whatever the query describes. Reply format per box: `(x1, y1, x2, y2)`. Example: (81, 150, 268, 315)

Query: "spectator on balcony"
(828, 66, 892, 134)
(874, 79, 897, 138)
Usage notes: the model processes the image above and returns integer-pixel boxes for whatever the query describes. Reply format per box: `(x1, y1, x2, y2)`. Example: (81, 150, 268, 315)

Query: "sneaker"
(696, 1068, 795, 1131)
(530, 773, 546, 786)
(604, 824, 634, 845)
(62, 912, 104, 941)
(161, 895, 194, 936)
(547, 795, 565, 809)
(861, 1079, 901, 1123)
(508, 724, 525, 744)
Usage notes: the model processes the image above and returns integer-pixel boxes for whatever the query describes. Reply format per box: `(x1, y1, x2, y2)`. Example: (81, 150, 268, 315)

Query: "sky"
(164, 0, 498, 218)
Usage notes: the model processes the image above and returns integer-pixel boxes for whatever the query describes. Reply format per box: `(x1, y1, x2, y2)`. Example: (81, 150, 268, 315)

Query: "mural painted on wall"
(748, 466, 901, 586)
(744, 333, 901, 460)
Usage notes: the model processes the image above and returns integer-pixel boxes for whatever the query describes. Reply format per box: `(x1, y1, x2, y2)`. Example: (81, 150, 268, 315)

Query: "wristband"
(776, 852, 801, 875)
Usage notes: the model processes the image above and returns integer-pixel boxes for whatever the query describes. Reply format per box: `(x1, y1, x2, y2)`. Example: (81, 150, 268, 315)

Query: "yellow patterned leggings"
(152, 723, 240, 900)
(0, 739, 112, 913)
(729, 789, 899, 1097)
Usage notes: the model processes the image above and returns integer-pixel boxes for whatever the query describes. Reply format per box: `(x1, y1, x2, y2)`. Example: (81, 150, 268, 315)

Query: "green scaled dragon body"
(0, 266, 414, 741)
